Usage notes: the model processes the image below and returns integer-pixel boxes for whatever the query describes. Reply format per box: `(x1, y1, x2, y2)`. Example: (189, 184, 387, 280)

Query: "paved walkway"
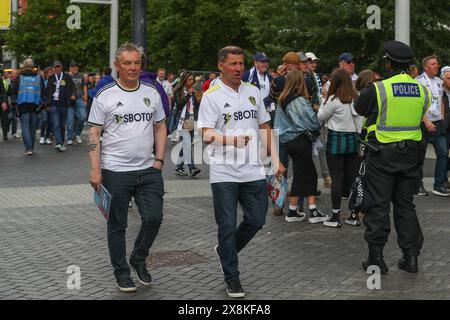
(1, 134, 449, 301)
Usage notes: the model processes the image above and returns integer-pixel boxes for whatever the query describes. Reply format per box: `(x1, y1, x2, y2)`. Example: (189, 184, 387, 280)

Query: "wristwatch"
(155, 158, 164, 164)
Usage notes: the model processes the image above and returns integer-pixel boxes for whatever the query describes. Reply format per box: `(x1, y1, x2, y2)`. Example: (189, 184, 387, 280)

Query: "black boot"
(362, 244, 388, 274)
(398, 253, 418, 273)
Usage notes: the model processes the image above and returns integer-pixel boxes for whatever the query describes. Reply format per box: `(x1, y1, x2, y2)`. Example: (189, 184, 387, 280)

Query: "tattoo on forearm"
(87, 143, 97, 152)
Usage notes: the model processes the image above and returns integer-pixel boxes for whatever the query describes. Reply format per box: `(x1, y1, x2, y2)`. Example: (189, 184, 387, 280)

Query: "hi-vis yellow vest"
(367, 73, 431, 143)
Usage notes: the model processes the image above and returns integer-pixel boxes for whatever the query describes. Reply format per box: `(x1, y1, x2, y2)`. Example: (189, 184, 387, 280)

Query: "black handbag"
(348, 159, 373, 213)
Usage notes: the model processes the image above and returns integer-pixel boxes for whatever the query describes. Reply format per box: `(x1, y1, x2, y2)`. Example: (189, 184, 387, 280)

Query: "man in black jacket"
(46, 60, 75, 152)
(0, 72, 8, 141)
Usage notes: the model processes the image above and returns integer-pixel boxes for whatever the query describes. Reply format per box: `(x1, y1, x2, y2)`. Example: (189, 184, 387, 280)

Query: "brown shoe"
(272, 207, 283, 216)
(323, 176, 332, 188)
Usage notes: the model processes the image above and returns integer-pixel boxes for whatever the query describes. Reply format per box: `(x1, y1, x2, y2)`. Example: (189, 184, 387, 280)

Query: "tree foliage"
(3, 0, 131, 72)
(2, 0, 449, 75)
(147, 0, 250, 73)
(242, 0, 450, 74)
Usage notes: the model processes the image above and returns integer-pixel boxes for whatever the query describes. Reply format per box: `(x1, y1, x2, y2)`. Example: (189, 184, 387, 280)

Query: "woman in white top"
(318, 69, 363, 228)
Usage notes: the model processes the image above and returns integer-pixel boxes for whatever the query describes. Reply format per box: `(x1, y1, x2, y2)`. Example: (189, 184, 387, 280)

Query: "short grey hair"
(22, 58, 35, 70)
(441, 66, 450, 79)
(114, 42, 144, 62)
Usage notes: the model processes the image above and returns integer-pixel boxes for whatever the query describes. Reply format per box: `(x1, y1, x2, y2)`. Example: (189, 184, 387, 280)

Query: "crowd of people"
(2, 41, 450, 298)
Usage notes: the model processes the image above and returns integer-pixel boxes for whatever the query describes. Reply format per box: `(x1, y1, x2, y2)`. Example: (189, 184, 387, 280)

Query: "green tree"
(147, 0, 251, 73)
(3, 0, 132, 72)
(241, 0, 450, 74)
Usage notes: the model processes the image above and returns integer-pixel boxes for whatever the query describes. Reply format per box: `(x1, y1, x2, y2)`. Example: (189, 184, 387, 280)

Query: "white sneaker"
(39, 137, 45, 145)
(45, 138, 52, 145)
(67, 139, 73, 145)
(61, 145, 67, 151)
(14, 133, 21, 139)
(75, 135, 82, 144)
(55, 144, 63, 152)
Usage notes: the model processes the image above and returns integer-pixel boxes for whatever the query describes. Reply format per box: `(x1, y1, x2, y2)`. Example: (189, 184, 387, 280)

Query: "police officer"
(355, 40, 431, 274)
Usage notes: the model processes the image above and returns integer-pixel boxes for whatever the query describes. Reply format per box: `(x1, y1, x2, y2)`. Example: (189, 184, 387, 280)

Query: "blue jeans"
(211, 179, 268, 282)
(20, 112, 38, 151)
(8, 107, 17, 135)
(66, 98, 87, 139)
(430, 133, 448, 188)
(39, 109, 52, 139)
(102, 167, 164, 280)
(51, 105, 67, 145)
(420, 121, 448, 189)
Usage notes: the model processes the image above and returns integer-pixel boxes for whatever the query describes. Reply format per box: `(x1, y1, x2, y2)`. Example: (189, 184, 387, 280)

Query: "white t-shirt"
(198, 81, 271, 184)
(88, 81, 166, 172)
(257, 72, 270, 100)
(159, 79, 173, 97)
(416, 73, 443, 122)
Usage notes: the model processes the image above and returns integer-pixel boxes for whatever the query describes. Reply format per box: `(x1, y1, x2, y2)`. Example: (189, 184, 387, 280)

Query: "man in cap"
(270, 52, 318, 107)
(355, 40, 431, 275)
(242, 53, 273, 112)
(46, 60, 76, 152)
(306, 52, 332, 189)
(298, 52, 320, 109)
(306, 52, 322, 104)
(323, 52, 358, 98)
(67, 61, 87, 145)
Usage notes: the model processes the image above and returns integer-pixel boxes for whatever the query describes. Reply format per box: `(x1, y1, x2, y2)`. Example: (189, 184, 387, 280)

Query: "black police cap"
(383, 40, 414, 64)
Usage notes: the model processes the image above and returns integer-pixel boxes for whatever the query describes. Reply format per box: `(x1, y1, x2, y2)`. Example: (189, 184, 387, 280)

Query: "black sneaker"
(189, 168, 201, 177)
(308, 208, 329, 224)
(226, 278, 245, 298)
(175, 167, 188, 176)
(417, 183, 429, 196)
(345, 210, 361, 226)
(432, 187, 450, 197)
(115, 276, 137, 293)
(128, 256, 152, 286)
(285, 208, 306, 222)
(323, 211, 341, 228)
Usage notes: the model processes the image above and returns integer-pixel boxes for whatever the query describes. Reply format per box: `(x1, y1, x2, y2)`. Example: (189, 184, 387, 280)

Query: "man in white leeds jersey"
(88, 43, 167, 293)
(198, 46, 285, 298)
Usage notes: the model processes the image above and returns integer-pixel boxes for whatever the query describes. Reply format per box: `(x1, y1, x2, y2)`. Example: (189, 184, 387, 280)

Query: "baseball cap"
(53, 60, 62, 68)
(338, 52, 355, 62)
(305, 52, 319, 61)
(69, 61, 78, 67)
(297, 52, 308, 62)
(254, 53, 270, 62)
(282, 52, 301, 65)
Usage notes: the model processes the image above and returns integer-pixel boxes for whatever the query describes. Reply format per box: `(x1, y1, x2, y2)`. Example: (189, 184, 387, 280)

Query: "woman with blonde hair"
(274, 69, 328, 224)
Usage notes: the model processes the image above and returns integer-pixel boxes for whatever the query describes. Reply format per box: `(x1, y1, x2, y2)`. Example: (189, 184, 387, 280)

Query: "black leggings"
(326, 153, 360, 209)
(285, 135, 317, 197)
